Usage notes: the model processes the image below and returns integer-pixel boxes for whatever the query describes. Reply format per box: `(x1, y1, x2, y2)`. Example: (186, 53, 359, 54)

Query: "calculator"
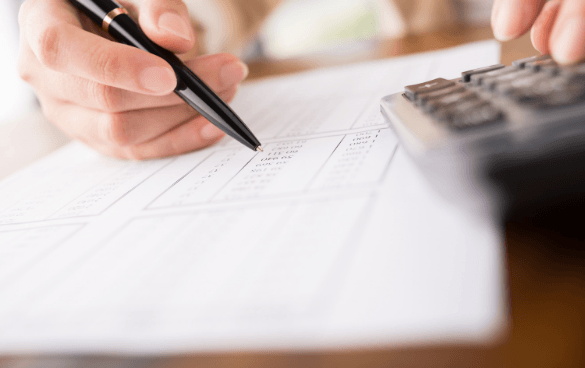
(380, 54, 585, 223)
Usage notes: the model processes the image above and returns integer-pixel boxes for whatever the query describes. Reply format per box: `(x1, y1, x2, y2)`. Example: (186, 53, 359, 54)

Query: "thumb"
(138, 0, 196, 53)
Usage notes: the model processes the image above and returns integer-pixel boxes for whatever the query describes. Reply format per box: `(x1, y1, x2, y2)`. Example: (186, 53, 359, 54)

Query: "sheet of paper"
(0, 41, 505, 354)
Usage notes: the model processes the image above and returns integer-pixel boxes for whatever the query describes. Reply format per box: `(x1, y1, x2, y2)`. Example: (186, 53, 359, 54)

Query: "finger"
(138, 0, 196, 54)
(100, 87, 237, 146)
(491, 0, 506, 26)
(550, 0, 585, 64)
(492, 0, 548, 41)
(22, 0, 176, 95)
(113, 118, 226, 160)
(41, 86, 237, 148)
(531, 0, 562, 54)
(28, 53, 248, 113)
(16, 16, 38, 86)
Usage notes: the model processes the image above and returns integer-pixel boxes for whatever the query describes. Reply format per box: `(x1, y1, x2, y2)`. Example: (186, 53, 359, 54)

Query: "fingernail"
(530, 23, 537, 49)
(493, 0, 525, 42)
(220, 61, 249, 87)
(140, 67, 176, 93)
(158, 12, 193, 42)
(200, 123, 224, 141)
(552, 17, 585, 65)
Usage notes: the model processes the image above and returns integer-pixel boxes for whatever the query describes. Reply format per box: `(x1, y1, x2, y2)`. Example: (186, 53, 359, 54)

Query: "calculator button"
(450, 103, 503, 130)
(417, 84, 465, 106)
(512, 54, 551, 68)
(493, 72, 547, 95)
(470, 66, 516, 86)
(461, 64, 505, 82)
(429, 93, 482, 122)
(526, 58, 559, 74)
(561, 63, 585, 77)
(519, 76, 585, 108)
(404, 78, 455, 101)
(482, 69, 536, 91)
(540, 92, 584, 108)
(425, 90, 478, 113)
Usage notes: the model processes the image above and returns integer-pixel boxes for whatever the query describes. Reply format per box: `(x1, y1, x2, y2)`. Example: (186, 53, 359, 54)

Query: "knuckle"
(37, 100, 56, 125)
(18, 0, 32, 28)
(92, 46, 121, 85)
(124, 145, 147, 161)
(101, 113, 133, 146)
(169, 0, 189, 10)
(35, 25, 61, 68)
(108, 146, 134, 160)
(37, 98, 84, 142)
(219, 88, 237, 103)
(17, 59, 33, 83)
(167, 137, 182, 157)
(91, 82, 122, 112)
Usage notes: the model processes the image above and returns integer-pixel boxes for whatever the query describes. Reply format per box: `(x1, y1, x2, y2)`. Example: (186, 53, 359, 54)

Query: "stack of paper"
(0, 41, 504, 354)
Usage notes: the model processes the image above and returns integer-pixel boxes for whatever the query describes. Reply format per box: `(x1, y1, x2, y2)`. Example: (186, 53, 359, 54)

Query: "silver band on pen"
(102, 8, 128, 33)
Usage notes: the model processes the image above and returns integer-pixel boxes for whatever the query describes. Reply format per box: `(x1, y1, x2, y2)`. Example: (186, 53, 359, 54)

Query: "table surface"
(2, 25, 584, 368)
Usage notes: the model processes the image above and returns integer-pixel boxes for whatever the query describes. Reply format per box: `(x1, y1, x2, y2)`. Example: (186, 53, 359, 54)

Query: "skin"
(492, 0, 585, 64)
(21, 0, 584, 160)
(17, 0, 249, 159)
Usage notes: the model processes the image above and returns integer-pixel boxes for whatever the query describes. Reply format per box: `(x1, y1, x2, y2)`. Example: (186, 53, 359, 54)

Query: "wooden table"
(2, 25, 584, 368)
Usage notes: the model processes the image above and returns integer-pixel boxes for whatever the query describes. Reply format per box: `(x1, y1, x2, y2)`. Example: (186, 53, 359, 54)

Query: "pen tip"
(256, 146, 264, 152)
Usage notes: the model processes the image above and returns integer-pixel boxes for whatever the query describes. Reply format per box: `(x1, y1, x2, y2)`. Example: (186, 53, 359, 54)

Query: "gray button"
(462, 64, 505, 82)
(404, 78, 455, 101)
(512, 54, 551, 68)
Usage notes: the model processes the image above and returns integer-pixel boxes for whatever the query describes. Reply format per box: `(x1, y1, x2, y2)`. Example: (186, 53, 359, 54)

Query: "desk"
(2, 25, 584, 368)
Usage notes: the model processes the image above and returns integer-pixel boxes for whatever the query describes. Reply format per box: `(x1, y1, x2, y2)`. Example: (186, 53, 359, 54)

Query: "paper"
(0, 41, 504, 354)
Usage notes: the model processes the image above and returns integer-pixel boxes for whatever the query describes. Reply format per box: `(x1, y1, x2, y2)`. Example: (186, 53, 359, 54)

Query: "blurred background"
(0, 0, 492, 179)
(0, 1, 33, 123)
(256, 0, 491, 59)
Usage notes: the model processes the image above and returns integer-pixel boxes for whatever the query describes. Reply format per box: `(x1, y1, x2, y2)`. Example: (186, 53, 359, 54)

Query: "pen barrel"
(106, 14, 180, 68)
(173, 67, 261, 150)
(107, 15, 261, 150)
(68, 0, 262, 150)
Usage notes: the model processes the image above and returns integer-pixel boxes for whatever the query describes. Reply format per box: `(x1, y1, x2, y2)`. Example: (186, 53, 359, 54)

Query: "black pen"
(67, 0, 263, 152)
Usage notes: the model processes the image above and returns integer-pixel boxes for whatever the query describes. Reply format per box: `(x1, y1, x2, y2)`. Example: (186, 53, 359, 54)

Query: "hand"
(491, 0, 585, 64)
(18, 0, 249, 159)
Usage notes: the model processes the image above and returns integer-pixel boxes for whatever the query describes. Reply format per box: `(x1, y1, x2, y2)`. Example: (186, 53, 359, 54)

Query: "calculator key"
(540, 92, 583, 108)
(525, 58, 559, 74)
(430, 94, 482, 122)
(561, 63, 585, 77)
(417, 84, 465, 106)
(450, 103, 503, 130)
(512, 54, 551, 68)
(483, 69, 535, 91)
(470, 66, 516, 86)
(482, 69, 536, 91)
(404, 78, 455, 101)
(519, 76, 585, 108)
(461, 64, 505, 82)
(493, 72, 547, 95)
(425, 90, 478, 113)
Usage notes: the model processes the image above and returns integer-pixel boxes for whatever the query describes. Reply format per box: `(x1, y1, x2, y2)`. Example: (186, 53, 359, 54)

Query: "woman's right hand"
(18, 0, 249, 159)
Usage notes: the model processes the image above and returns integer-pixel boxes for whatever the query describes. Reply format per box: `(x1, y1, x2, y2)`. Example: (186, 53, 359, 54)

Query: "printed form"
(0, 41, 504, 354)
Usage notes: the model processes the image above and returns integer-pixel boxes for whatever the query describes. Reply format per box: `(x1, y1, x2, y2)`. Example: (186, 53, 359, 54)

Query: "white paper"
(0, 41, 505, 354)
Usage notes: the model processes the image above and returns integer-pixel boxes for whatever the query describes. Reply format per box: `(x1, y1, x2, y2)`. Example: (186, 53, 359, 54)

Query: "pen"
(67, 0, 263, 152)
